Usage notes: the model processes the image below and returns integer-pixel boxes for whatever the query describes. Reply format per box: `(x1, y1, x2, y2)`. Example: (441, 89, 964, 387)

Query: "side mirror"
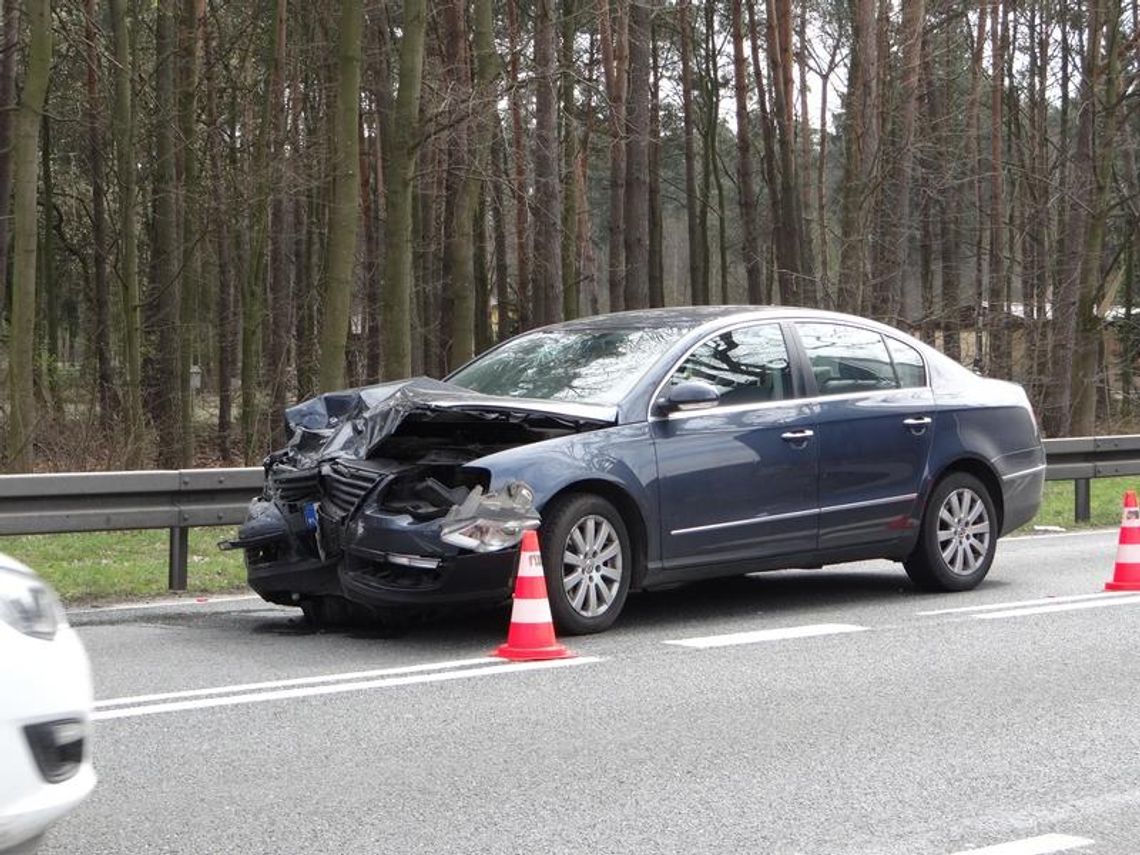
(657, 381, 720, 415)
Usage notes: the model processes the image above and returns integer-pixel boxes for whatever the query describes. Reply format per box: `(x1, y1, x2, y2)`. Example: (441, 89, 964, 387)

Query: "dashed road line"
(948, 832, 1094, 855)
(664, 623, 867, 649)
(93, 656, 602, 721)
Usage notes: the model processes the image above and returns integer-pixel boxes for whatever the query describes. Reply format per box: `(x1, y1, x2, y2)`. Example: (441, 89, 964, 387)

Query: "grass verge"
(1, 476, 1137, 606)
(0, 528, 247, 605)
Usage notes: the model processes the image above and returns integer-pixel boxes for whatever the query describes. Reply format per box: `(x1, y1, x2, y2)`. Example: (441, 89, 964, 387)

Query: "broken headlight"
(439, 482, 540, 553)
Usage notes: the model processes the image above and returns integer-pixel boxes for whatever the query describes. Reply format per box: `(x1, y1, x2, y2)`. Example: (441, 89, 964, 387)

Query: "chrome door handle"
(780, 429, 814, 442)
(903, 417, 932, 427)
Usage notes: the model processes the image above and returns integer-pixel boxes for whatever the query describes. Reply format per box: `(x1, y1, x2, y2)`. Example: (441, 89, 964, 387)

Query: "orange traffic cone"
(1106, 490, 1140, 591)
(493, 530, 574, 662)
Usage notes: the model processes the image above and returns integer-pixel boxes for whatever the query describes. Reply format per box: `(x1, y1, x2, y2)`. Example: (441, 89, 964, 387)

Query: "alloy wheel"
(562, 514, 624, 618)
(936, 487, 991, 576)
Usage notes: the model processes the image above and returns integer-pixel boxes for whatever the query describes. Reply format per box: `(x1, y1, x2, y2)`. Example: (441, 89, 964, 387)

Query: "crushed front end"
(223, 378, 609, 626)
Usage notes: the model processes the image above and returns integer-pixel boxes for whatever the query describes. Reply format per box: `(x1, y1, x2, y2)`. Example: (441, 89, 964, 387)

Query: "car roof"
(541, 305, 784, 332)
(538, 305, 915, 338)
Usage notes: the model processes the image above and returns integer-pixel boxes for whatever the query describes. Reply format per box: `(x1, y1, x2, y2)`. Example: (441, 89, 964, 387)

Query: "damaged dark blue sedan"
(225, 307, 1045, 635)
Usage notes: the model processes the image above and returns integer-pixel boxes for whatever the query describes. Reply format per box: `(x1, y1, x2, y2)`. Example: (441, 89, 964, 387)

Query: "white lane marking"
(95, 657, 499, 708)
(665, 623, 867, 649)
(949, 832, 1094, 855)
(918, 591, 1136, 616)
(93, 656, 601, 721)
(69, 594, 262, 616)
(1005, 529, 1116, 542)
(976, 595, 1140, 620)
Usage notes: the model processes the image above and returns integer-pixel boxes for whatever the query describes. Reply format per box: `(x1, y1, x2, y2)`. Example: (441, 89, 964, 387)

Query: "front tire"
(540, 493, 632, 635)
(905, 472, 997, 592)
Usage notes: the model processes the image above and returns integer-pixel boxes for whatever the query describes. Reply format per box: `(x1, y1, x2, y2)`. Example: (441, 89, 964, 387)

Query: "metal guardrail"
(0, 435, 1137, 591)
(0, 468, 264, 589)
(1041, 434, 1140, 523)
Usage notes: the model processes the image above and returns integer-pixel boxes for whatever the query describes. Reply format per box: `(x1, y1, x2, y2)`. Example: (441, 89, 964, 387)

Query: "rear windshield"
(448, 328, 685, 405)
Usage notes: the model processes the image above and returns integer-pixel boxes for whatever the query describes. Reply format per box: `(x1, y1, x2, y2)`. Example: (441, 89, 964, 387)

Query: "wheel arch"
(930, 457, 1005, 534)
(540, 479, 650, 589)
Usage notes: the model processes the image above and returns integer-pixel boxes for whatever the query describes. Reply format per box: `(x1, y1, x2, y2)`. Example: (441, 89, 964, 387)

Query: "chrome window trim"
(669, 493, 920, 536)
(646, 316, 932, 423)
(1001, 463, 1047, 482)
(655, 387, 932, 423)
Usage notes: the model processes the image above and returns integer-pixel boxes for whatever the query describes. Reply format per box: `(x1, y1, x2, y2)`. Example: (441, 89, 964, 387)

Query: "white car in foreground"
(0, 554, 95, 854)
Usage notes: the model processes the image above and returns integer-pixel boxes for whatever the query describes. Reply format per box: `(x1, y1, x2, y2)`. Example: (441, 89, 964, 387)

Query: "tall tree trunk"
(265, 0, 290, 440)
(506, 0, 529, 331)
(534, 0, 564, 324)
(0, 0, 19, 325)
(204, 17, 234, 462)
(443, 0, 475, 369)
(678, 0, 706, 305)
(598, 0, 627, 312)
(491, 118, 512, 340)
(174, 0, 204, 463)
(381, 0, 426, 378)
(108, 0, 143, 463)
(988, 0, 1009, 376)
(561, 0, 580, 319)
(1069, 0, 1123, 434)
(318, 0, 362, 390)
(764, 0, 811, 304)
(648, 14, 664, 308)
(151, 0, 182, 467)
(85, 0, 113, 425)
(8, 0, 51, 471)
(837, 0, 879, 314)
(731, 0, 763, 304)
(882, 0, 925, 324)
(623, 0, 650, 311)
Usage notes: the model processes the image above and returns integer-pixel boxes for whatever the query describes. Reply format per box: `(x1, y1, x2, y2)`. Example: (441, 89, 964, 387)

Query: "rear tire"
(905, 472, 997, 592)
(540, 493, 632, 635)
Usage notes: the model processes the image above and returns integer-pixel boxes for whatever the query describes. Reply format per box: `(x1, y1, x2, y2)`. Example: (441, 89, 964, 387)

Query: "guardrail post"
(1074, 478, 1091, 523)
(169, 526, 189, 590)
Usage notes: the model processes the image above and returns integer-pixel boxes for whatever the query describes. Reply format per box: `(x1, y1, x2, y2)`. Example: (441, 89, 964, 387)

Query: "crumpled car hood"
(272, 377, 617, 468)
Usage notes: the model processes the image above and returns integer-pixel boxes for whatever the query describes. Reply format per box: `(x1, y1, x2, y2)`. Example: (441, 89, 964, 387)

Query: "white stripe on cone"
(1115, 544, 1140, 564)
(508, 597, 555, 624)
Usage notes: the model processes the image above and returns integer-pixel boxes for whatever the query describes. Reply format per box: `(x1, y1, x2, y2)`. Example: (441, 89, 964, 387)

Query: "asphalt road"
(44, 529, 1140, 855)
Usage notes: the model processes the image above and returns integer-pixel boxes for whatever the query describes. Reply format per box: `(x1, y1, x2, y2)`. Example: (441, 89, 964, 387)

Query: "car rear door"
(650, 322, 819, 573)
(791, 321, 934, 552)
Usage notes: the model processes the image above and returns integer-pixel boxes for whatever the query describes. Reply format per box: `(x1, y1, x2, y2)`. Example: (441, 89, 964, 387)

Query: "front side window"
(796, 323, 899, 396)
(668, 324, 794, 406)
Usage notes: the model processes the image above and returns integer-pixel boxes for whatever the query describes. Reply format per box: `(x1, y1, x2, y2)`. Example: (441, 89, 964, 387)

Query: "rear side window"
(669, 323, 794, 406)
(885, 337, 927, 388)
(796, 323, 898, 395)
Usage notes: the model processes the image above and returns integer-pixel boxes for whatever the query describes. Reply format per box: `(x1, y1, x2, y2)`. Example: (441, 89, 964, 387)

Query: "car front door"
(651, 322, 819, 574)
(792, 322, 935, 552)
